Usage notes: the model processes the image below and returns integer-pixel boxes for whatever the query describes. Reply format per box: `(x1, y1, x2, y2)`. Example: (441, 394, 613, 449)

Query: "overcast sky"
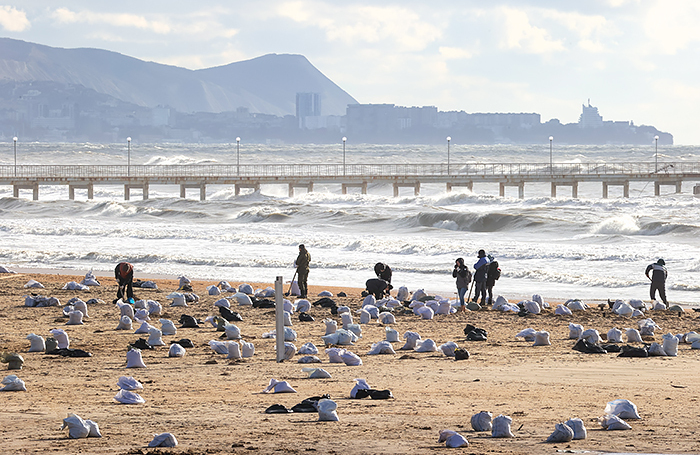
(1, 1, 698, 144)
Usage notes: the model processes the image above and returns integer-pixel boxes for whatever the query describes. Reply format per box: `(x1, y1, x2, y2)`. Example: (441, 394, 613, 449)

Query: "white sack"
(117, 376, 143, 390)
(326, 348, 345, 363)
(648, 342, 666, 356)
(662, 332, 679, 357)
(604, 399, 641, 420)
(415, 339, 438, 352)
(400, 331, 421, 350)
(50, 329, 70, 349)
(341, 350, 362, 366)
(565, 418, 587, 440)
(134, 321, 154, 334)
(607, 327, 623, 343)
(302, 367, 332, 378)
(169, 343, 186, 357)
(625, 328, 643, 343)
(241, 340, 255, 358)
(367, 341, 396, 355)
(147, 327, 165, 346)
(225, 324, 241, 340)
(0, 375, 26, 392)
(126, 349, 147, 368)
(439, 341, 459, 357)
(546, 423, 573, 443)
(568, 323, 583, 339)
(226, 341, 241, 359)
(598, 414, 632, 430)
(263, 378, 297, 393)
(66, 310, 84, 325)
(554, 304, 572, 315)
(471, 411, 492, 432)
(317, 398, 338, 421)
(351, 378, 371, 398)
(296, 299, 311, 313)
(149, 433, 178, 448)
(207, 285, 221, 296)
(516, 328, 537, 342)
(324, 318, 337, 335)
(282, 342, 297, 360)
(26, 333, 45, 352)
(160, 319, 177, 336)
(61, 413, 90, 438)
(438, 429, 469, 448)
(579, 329, 601, 345)
(114, 389, 146, 404)
(378, 312, 395, 325)
(116, 315, 133, 330)
(491, 414, 515, 438)
(385, 327, 399, 342)
(533, 331, 551, 346)
(208, 340, 229, 355)
(299, 342, 319, 355)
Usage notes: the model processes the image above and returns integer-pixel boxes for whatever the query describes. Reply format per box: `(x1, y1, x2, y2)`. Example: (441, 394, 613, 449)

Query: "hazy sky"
(1, 1, 698, 144)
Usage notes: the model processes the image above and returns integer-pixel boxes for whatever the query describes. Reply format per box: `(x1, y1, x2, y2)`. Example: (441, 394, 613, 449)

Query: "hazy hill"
(0, 37, 357, 116)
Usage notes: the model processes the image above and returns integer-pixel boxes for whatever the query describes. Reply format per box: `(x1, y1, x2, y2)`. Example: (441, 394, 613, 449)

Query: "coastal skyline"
(1, 1, 698, 143)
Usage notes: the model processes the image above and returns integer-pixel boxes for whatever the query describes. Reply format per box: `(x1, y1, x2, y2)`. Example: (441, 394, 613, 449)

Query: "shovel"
(285, 270, 298, 297)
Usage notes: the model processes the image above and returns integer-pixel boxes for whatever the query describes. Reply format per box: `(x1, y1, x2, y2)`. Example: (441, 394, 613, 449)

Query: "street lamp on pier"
(12, 137, 17, 177)
(446, 136, 451, 175)
(127, 137, 131, 176)
(342, 137, 347, 176)
(549, 136, 553, 174)
(654, 135, 659, 172)
(236, 137, 241, 175)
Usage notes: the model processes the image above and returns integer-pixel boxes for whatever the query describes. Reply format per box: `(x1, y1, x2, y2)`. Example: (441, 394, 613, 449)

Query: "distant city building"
(296, 92, 322, 129)
(579, 100, 604, 128)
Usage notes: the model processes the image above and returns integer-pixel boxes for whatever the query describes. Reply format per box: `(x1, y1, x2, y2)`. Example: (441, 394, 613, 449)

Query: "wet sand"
(1, 271, 699, 455)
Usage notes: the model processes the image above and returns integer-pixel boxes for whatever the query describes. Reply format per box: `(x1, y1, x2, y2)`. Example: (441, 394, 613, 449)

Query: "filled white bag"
(116, 315, 133, 330)
(296, 299, 311, 313)
(471, 411, 492, 432)
(396, 286, 409, 301)
(359, 309, 371, 324)
(598, 414, 632, 430)
(208, 340, 229, 354)
(614, 302, 634, 316)
(149, 433, 178, 448)
(0, 375, 27, 392)
(554, 304, 572, 315)
(298, 355, 321, 363)
(400, 331, 421, 350)
(302, 367, 332, 378)
(351, 378, 371, 398)
(568, 323, 583, 339)
(66, 310, 84, 325)
(117, 376, 143, 390)
(118, 301, 135, 319)
(565, 417, 587, 440)
(516, 328, 537, 341)
(26, 333, 45, 352)
(263, 378, 297, 393)
(323, 318, 337, 335)
(415, 339, 438, 352)
(363, 305, 379, 318)
(579, 329, 601, 345)
(207, 285, 221, 296)
(61, 413, 90, 438)
(491, 414, 515, 438)
(126, 348, 147, 368)
(73, 300, 89, 318)
(326, 347, 345, 363)
(566, 299, 588, 311)
(225, 324, 241, 340)
(147, 300, 162, 315)
(134, 321, 154, 335)
(378, 312, 395, 324)
(50, 329, 70, 349)
(147, 327, 165, 346)
(24, 279, 44, 289)
(341, 312, 353, 329)
(638, 318, 659, 336)
(653, 301, 667, 310)
(346, 323, 362, 339)
(435, 300, 452, 315)
(341, 350, 362, 366)
(648, 342, 666, 356)
(546, 423, 573, 443)
(134, 308, 150, 321)
(625, 328, 643, 343)
(233, 292, 253, 306)
(367, 341, 396, 355)
(523, 300, 541, 314)
(439, 341, 459, 357)
(241, 340, 255, 358)
(226, 341, 241, 359)
(85, 419, 102, 437)
(662, 332, 679, 357)
(114, 389, 146, 404)
(299, 342, 319, 355)
(160, 319, 177, 336)
(284, 311, 293, 327)
(168, 343, 186, 357)
(438, 429, 469, 448)
(282, 342, 297, 360)
(416, 306, 434, 320)
(607, 327, 623, 343)
(317, 398, 338, 421)
(604, 399, 641, 419)
(533, 331, 551, 346)
(168, 292, 187, 307)
(385, 327, 399, 342)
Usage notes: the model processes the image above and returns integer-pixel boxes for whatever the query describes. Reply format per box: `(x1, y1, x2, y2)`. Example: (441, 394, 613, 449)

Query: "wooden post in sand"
(275, 276, 284, 362)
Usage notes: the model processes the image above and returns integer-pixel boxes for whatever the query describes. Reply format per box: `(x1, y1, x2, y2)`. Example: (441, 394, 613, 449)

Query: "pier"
(1, 162, 699, 200)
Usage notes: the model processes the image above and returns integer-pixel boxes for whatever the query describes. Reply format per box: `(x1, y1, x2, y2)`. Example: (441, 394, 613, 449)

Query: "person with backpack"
(472, 249, 491, 306)
(645, 258, 668, 305)
(453, 258, 472, 309)
(485, 254, 501, 305)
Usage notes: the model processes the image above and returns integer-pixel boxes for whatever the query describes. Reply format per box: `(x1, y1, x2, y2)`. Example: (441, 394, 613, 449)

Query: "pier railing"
(0, 162, 697, 179)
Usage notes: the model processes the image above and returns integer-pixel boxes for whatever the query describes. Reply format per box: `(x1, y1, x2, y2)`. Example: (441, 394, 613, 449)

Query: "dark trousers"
(473, 281, 487, 304)
(297, 269, 309, 298)
(650, 281, 667, 305)
(117, 277, 134, 301)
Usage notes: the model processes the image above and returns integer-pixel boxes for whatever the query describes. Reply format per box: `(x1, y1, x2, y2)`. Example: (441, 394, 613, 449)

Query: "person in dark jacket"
(365, 278, 390, 300)
(295, 244, 311, 298)
(645, 258, 668, 305)
(485, 254, 499, 305)
(114, 261, 135, 304)
(453, 258, 471, 309)
(472, 249, 491, 305)
(374, 262, 392, 283)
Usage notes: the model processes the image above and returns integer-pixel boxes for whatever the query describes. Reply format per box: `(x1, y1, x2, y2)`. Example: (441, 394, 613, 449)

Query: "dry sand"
(0, 271, 699, 455)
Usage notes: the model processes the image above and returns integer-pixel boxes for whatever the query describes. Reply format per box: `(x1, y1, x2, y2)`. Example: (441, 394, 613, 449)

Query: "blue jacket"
(473, 257, 490, 282)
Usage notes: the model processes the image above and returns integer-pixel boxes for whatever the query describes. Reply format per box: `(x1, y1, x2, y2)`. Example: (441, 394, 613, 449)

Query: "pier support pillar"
(124, 183, 149, 201)
(446, 182, 473, 193)
(572, 182, 578, 198)
(289, 182, 313, 197)
(499, 182, 525, 199)
(624, 182, 629, 198)
(551, 182, 557, 198)
(654, 182, 660, 196)
(69, 183, 94, 200)
(518, 183, 524, 199)
(393, 182, 420, 197)
(235, 183, 260, 195)
(200, 184, 206, 201)
(13, 183, 39, 200)
(602, 182, 608, 199)
(551, 182, 578, 198)
(342, 182, 367, 194)
(179, 183, 207, 200)
(676, 181, 682, 193)
(603, 182, 630, 198)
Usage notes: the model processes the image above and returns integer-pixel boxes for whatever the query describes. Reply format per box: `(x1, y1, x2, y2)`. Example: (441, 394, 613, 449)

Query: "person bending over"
(115, 261, 135, 304)
(645, 258, 668, 305)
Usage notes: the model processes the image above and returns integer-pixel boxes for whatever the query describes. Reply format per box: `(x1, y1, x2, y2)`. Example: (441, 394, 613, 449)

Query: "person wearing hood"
(295, 244, 311, 298)
(645, 258, 668, 305)
(472, 249, 491, 305)
(453, 258, 471, 309)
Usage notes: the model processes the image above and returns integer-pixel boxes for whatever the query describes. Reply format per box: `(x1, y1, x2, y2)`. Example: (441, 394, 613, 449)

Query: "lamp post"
(342, 136, 347, 176)
(446, 136, 451, 175)
(12, 137, 17, 177)
(236, 137, 241, 175)
(549, 136, 553, 174)
(127, 137, 131, 176)
(654, 135, 659, 172)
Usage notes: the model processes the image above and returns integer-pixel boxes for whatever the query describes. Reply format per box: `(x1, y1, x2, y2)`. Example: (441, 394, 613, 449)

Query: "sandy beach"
(1, 270, 699, 455)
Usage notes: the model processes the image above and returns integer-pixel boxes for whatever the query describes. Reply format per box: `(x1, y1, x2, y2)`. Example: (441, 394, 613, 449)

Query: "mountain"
(0, 37, 357, 116)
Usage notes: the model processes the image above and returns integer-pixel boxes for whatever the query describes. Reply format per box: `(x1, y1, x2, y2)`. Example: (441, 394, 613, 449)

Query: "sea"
(1, 142, 699, 306)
